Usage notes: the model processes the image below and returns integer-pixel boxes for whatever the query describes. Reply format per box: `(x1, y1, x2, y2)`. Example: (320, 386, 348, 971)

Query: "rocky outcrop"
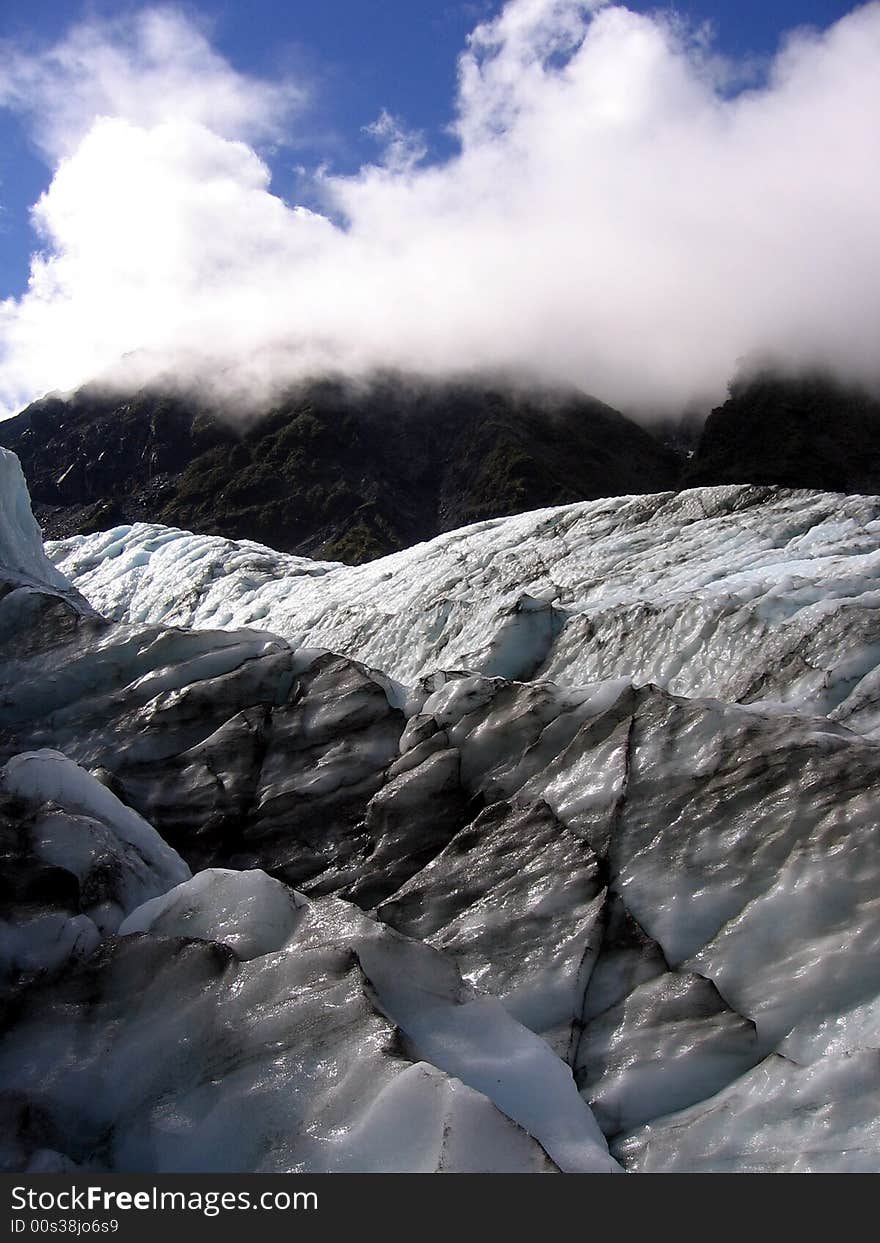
(688, 372, 880, 494)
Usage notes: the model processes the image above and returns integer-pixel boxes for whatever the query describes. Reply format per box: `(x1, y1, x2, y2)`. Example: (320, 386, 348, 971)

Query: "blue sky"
(0, 1, 857, 299)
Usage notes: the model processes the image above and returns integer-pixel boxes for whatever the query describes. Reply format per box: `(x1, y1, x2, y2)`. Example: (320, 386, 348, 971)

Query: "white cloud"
(1, 0, 879, 419)
(0, 8, 301, 157)
(362, 110, 427, 174)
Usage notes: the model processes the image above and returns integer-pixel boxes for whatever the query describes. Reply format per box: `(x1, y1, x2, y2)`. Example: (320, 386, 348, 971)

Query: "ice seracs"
(0, 449, 70, 591)
(5, 440, 880, 1172)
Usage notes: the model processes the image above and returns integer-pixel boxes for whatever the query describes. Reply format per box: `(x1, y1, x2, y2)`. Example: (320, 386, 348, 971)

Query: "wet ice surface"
(2, 914, 566, 1174)
(4, 446, 880, 1171)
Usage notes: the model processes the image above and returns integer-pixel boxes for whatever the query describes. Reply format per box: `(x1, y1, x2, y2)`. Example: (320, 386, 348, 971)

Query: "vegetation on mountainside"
(687, 373, 880, 494)
(1, 377, 680, 563)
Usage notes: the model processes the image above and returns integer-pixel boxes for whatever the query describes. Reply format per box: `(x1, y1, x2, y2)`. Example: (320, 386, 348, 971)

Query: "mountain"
(5, 441, 880, 1172)
(7, 370, 880, 570)
(687, 371, 880, 493)
(0, 376, 682, 563)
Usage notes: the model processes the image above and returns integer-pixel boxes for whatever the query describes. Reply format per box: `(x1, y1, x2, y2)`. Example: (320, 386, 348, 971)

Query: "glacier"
(49, 485, 880, 730)
(3, 441, 880, 1172)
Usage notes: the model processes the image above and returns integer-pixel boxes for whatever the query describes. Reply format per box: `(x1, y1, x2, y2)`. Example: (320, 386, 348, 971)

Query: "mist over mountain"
(0, 376, 681, 561)
(5, 368, 880, 563)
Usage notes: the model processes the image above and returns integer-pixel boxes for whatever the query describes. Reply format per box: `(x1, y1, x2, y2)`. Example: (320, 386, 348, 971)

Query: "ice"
(0, 750, 190, 985)
(282, 895, 619, 1173)
(0, 448, 71, 592)
(330, 1062, 559, 1173)
(377, 799, 607, 1058)
(4, 448, 880, 1172)
(119, 869, 308, 960)
(49, 524, 337, 630)
(364, 978, 619, 1174)
(614, 1050, 880, 1173)
(0, 912, 101, 985)
(575, 971, 758, 1134)
(0, 886, 581, 1172)
(2, 751, 190, 896)
(49, 486, 880, 728)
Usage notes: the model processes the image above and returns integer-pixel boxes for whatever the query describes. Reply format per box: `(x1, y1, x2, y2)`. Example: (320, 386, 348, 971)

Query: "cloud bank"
(1, 0, 879, 419)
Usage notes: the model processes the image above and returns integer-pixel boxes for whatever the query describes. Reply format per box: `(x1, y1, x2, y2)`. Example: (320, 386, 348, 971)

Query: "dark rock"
(0, 375, 682, 562)
(687, 371, 880, 494)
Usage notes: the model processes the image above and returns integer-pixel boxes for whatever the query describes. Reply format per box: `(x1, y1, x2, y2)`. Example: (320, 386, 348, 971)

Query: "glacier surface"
(50, 485, 880, 730)
(2, 444, 880, 1172)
